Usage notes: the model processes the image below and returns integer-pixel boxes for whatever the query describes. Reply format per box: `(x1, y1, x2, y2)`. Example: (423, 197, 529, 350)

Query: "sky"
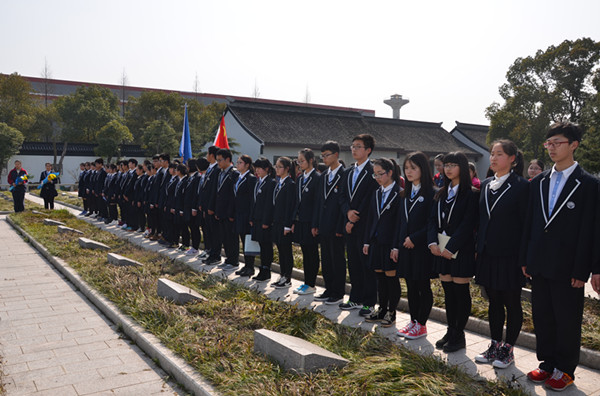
(1, 0, 599, 131)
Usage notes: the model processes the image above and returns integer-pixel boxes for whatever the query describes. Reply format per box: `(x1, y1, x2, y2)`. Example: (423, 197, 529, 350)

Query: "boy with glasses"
(521, 122, 599, 391)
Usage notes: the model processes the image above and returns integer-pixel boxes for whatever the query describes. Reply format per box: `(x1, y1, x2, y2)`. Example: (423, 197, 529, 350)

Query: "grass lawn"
(9, 209, 528, 395)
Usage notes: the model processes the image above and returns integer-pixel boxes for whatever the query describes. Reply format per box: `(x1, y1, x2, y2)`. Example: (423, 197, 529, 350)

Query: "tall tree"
(0, 72, 36, 134)
(54, 85, 120, 172)
(125, 91, 182, 143)
(578, 70, 600, 173)
(95, 120, 133, 163)
(486, 38, 600, 160)
(142, 120, 178, 156)
(0, 122, 25, 171)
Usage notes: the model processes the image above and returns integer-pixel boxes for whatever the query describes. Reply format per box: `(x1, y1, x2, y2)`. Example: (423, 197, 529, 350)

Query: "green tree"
(95, 120, 133, 163)
(53, 85, 120, 173)
(142, 120, 178, 156)
(0, 122, 25, 171)
(0, 73, 36, 135)
(578, 70, 600, 173)
(486, 38, 600, 160)
(125, 91, 182, 143)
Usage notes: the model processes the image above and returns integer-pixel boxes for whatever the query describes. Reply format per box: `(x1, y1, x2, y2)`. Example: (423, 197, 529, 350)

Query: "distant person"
(39, 162, 58, 209)
(8, 160, 28, 212)
(527, 159, 544, 180)
(433, 153, 444, 188)
(469, 162, 481, 190)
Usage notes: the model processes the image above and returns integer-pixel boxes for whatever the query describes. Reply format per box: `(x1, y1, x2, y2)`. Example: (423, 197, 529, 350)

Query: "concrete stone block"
(157, 278, 207, 305)
(43, 219, 66, 226)
(32, 210, 44, 215)
(58, 225, 84, 235)
(78, 237, 110, 251)
(107, 253, 142, 267)
(253, 328, 348, 373)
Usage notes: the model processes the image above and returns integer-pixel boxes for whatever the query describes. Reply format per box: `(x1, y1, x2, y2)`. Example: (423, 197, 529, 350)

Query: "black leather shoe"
(435, 329, 452, 349)
(443, 330, 466, 353)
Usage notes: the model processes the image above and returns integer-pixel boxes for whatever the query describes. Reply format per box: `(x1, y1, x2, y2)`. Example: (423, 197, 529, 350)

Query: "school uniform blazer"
(363, 183, 401, 246)
(477, 173, 529, 256)
(174, 175, 189, 213)
(39, 170, 58, 198)
(234, 172, 257, 235)
(394, 187, 435, 250)
(82, 170, 93, 194)
(212, 167, 240, 220)
(250, 177, 276, 240)
(134, 174, 148, 204)
(520, 166, 599, 281)
(78, 170, 87, 197)
(293, 170, 320, 223)
(272, 177, 296, 228)
(341, 161, 379, 234)
(151, 168, 166, 206)
(183, 173, 201, 221)
(93, 168, 106, 196)
(312, 168, 345, 237)
(158, 170, 172, 209)
(123, 170, 138, 201)
(427, 188, 479, 256)
(164, 176, 179, 211)
(199, 164, 219, 213)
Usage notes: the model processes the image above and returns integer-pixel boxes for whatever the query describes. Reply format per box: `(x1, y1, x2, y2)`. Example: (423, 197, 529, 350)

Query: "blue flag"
(179, 104, 192, 163)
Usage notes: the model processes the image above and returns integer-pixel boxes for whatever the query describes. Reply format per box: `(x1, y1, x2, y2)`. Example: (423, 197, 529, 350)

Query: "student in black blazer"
(270, 157, 297, 288)
(233, 155, 258, 277)
(199, 146, 220, 264)
(340, 134, 379, 316)
(92, 159, 107, 220)
(250, 158, 276, 282)
(105, 163, 120, 223)
(181, 159, 201, 254)
(39, 162, 58, 209)
(427, 151, 479, 353)
(173, 164, 189, 249)
(392, 152, 436, 340)
(312, 141, 346, 304)
(363, 158, 402, 328)
(211, 149, 240, 268)
(161, 163, 178, 247)
(292, 149, 320, 295)
(521, 122, 599, 391)
(474, 140, 529, 368)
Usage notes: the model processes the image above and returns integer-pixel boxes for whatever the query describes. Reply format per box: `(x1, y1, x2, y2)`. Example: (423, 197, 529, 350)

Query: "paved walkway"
(19, 194, 600, 395)
(0, 216, 182, 396)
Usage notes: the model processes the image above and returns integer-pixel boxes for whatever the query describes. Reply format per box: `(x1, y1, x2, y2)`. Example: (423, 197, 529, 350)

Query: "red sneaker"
(527, 368, 551, 383)
(545, 369, 574, 391)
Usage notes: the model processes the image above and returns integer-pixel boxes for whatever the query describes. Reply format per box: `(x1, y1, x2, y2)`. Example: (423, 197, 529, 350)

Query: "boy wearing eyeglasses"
(521, 122, 599, 391)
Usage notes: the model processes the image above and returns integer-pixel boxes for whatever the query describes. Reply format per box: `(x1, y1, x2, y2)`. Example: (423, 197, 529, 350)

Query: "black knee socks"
(406, 279, 433, 325)
(442, 281, 456, 329)
(454, 283, 471, 332)
(387, 276, 401, 312)
(376, 272, 388, 310)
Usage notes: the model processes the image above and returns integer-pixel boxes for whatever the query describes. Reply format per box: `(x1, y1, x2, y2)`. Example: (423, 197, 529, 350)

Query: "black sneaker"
(314, 293, 330, 302)
(358, 306, 373, 317)
(272, 276, 291, 289)
(339, 301, 361, 310)
(365, 307, 385, 323)
(204, 258, 221, 266)
(253, 270, 271, 282)
(325, 296, 343, 305)
(380, 311, 396, 328)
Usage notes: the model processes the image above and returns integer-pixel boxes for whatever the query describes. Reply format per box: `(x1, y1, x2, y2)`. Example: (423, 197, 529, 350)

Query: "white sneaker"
(297, 286, 316, 295)
(185, 248, 199, 255)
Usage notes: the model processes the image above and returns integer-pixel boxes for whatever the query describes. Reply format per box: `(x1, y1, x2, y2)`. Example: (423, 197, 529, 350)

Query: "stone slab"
(78, 237, 110, 251)
(32, 210, 44, 215)
(157, 278, 207, 305)
(43, 219, 66, 226)
(253, 328, 348, 373)
(58, 225, 84, 235)
(107, 253, 143, 267)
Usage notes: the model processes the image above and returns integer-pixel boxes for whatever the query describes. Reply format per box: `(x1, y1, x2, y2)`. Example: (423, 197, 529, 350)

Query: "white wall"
(450, 133, 490, 178)
(222, 112, 263, 161)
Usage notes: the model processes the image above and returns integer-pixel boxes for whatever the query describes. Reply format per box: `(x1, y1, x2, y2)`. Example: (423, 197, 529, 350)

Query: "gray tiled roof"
(451, 122, 489, 149)
(19, 142, 146, 157)
(228, 101, 480, 156)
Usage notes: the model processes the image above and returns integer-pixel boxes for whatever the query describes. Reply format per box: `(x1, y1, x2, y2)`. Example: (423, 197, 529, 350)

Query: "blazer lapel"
(545, 167, 582, 229)
(324, 173, 340, 200)
(539, 173, 551, 223)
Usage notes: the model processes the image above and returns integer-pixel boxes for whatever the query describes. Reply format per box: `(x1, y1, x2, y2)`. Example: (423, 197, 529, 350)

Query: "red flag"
(214, 116, 230, 149)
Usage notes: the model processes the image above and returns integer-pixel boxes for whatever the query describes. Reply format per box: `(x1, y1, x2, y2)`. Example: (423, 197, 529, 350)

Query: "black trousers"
(109, 203, 118, 221)
(97, 195, 108, 218)
(239, 233, 255, 269)
(275, 233, 293, 278)
(301, 242, 320, 287)
(205, 213, 220, 259)
(531, 276, 584, 378)
(12, 189, 25, 212)
(136, 204, 146, 230)
(258, 239, 273, 271)
(43, 196, 55, 210)
(186, 215, 201, 249)
(218, 219, 238, 264)
(320, 235, 346, 299)
(346, 232, 377, 306)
